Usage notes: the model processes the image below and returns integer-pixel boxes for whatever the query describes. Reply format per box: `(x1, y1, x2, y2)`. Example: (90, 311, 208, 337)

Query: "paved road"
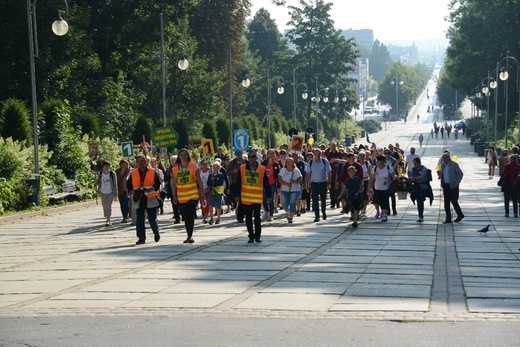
(1, 80, 520, 344)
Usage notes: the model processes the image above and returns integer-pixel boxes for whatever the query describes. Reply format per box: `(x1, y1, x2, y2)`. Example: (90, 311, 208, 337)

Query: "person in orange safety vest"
(235, 149, 271, 243)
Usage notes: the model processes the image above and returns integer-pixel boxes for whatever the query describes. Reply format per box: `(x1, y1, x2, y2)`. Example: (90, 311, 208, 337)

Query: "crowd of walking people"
(96, 139, 520, 245)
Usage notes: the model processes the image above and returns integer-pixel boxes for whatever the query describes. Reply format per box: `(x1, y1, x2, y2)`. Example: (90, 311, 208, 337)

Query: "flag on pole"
(366, 132, 371, 144)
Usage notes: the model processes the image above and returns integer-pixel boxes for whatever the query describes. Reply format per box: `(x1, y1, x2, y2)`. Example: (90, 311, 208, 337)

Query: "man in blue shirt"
(305, 149, 332, 222)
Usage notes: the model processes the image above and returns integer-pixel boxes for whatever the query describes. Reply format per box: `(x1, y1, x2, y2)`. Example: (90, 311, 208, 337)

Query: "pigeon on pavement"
(478, 224, 491, 234)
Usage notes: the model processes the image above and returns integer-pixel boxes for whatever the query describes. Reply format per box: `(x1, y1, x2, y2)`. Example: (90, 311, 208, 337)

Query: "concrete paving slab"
(261, 281, 350, 295)
(331, 296, 429, 312)
(162, 280, 259, 294)
(467, 299, 520, 313)
(234, 293, 340, 311)
(120, 293, 236, 308)
(346, 283, 432, 298)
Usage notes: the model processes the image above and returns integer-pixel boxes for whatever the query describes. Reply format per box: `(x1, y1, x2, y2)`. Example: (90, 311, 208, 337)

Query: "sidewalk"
(1, 112, 519, 322)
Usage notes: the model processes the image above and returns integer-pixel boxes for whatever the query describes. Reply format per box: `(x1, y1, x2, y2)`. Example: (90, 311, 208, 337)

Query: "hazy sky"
(249, 0, 452, 43)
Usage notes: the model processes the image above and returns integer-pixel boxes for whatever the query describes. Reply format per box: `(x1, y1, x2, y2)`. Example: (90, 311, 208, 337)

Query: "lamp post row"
(477, 51, 519, 149)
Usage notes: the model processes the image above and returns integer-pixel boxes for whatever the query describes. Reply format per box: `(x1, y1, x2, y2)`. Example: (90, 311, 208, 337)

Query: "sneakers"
(121, 218, 129, 223)
(352, 221, 358, 228)
(375, 211, 381, 219)
(313, 217, 320, 222)
(183, 237, 194, 244)
(417, 218, 424, 223)
(381, 214, 388, 222)
(360, 211, 366, 218)
(215, 220, 220, 224)
(154, 232, 160, 242)
(135, 239, 145, 245)
(322, 213, 327, 220)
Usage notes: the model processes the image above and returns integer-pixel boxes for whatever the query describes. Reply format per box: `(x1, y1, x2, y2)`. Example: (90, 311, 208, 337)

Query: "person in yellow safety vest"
(171, 148, 202, 244)
(235, 149, 271, 243)
(127, 155, 161, 245)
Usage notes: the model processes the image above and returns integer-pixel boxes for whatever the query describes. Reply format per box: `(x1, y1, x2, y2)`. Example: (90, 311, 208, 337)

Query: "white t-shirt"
(405, 153, 420, 172)
(199, 169, 210, 190)
(279, 168, 302, 192)
(372, 164, 394, 191)
(100, 172, 113, 194)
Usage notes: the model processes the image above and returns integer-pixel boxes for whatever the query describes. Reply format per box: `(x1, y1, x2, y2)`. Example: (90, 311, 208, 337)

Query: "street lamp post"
(160, 13, 189, 127)
(229, 45, 251, 152)
(489, 63, 499, 144)
(498, 51, 519, 149)
(292, 69, 308, 129)
(333, 86, 347, 139)
(480, 72, 496, 143)
(391, 76, 404, 123)
(267, 61, 284, 148)
(26, 0, 69, 176)
(313, 77, 328, 144)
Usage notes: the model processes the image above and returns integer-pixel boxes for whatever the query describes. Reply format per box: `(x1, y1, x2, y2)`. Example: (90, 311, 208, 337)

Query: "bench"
(43, 185, 71, 203)
(62, 181, 90, 200)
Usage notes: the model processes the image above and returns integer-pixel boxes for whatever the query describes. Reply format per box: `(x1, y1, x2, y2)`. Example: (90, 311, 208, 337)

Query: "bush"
(0, 98, 32, 145)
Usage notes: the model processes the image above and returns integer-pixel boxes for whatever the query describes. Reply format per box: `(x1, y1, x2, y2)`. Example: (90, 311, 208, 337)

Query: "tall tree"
(445, 0, 519, 114)
(246, 8, 282, 62)
(369, 40, 392, 81)
(285, 0, 359, 135)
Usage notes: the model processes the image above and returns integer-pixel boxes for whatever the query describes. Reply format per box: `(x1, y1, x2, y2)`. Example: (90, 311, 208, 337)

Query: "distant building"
(340, 29, 374, 49)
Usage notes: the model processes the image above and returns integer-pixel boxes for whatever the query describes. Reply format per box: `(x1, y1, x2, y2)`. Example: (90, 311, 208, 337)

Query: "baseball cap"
(252, 145, 259, 150)
(235, 149, 242, 155)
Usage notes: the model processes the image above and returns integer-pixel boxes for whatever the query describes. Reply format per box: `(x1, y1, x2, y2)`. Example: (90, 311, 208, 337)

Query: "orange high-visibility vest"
(172, 162, 199, 203)
(131, 167, 159, 198)
(240, 163, 266, 205)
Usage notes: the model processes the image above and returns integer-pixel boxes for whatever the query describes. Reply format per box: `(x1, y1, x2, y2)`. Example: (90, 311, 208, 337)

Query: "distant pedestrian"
(97, 160, 117, 227)
(440, 127, 445, 138)
(338, 166, 364, 228)
(236, 150, 271, 243)
(115, 159, 130, 223)
(278, 157, 302, 223)
(368, 155, 397, 223)
(440, 152, 464, 224)
(128, 155, 161, 245)
(409, 157, 433, 223)
(404, 147, 420, 177)
(306, 148, 332, 222)
(171, 149, 202, 244)
(207, 161, 226, 225)
(487, 146, 498, 179)
(418, 133, 424, 148)
(500, 154, 520, 217)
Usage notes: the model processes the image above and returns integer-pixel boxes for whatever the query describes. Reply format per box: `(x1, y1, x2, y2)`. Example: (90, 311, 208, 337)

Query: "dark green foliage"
(133, 115, 153, 146)
(173, 118, 189, 150)
(39, 99, 74, 154)
(0, 98, 32, 145)
(215, 116, 231, 147)
(202, 119, 218, 145)
(75, 109, 101, 138)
